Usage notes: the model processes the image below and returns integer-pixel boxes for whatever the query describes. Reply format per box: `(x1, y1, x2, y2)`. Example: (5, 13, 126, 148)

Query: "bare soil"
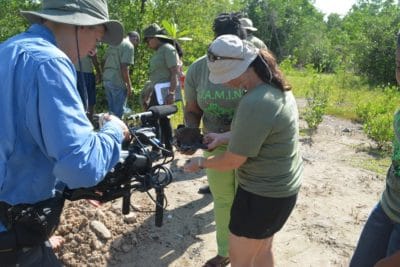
(55, 103, 387, 267)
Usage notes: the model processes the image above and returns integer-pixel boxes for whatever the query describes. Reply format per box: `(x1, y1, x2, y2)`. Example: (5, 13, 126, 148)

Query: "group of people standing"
(75, 21, 182, 152)
(0, 0, 399, 267)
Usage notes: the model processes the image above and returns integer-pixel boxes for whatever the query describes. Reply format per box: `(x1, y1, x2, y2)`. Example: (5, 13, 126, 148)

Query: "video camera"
(63, 105, 177, 227)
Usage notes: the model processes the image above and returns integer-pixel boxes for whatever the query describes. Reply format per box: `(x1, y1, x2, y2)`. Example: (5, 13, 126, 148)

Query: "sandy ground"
(54, 107, 387, 267)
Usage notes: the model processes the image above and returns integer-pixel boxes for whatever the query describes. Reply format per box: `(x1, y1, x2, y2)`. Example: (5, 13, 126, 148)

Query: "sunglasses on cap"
(207, 48, 244, 62)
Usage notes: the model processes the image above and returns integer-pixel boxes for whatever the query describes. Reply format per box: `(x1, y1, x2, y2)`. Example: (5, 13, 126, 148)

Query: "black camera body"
(63, 105, 177, 227)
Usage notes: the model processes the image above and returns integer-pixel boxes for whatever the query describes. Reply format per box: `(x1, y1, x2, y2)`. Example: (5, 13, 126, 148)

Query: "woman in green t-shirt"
(142, 23, 182, 151)
(184, 34, 303, 267)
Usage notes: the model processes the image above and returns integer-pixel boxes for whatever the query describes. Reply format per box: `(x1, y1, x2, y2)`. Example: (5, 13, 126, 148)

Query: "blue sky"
(313, 0, 357, 16)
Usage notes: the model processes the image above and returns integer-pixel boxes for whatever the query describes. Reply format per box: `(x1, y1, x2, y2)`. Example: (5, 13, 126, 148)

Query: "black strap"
(0, 202, 18, 265)
(0, 202, 11, 230)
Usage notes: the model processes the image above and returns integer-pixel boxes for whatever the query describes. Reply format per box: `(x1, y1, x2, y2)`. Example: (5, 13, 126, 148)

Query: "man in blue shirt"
(0, 0, 128, 266)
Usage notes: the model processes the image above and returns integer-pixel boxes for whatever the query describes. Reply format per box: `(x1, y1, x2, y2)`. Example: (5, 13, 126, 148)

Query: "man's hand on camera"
(101, 113, 130, 140)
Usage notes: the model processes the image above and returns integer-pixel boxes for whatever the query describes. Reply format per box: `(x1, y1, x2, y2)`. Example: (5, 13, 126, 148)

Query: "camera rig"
(63, 105, 177, 227)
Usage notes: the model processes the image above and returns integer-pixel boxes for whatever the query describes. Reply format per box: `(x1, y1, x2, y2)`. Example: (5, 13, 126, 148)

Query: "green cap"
(143, 23, 172, 40)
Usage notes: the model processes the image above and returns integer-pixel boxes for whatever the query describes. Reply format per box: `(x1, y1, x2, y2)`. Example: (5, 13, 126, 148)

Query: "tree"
(342, 0, 400, 84)
(0, 0, 39, 42)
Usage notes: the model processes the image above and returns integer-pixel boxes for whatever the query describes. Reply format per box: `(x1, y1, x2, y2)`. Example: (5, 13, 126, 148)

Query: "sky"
(313, 0, 357, 16)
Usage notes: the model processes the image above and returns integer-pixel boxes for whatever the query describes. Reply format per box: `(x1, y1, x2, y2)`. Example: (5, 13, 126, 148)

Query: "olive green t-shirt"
(74, 56, 93, 73)
(247, 35, 268, 50)
(184, 56, 244, 133)
(228, 84, 303, 197)
(103, 37, 134, 88)
(381, 109, 400, 223)
(149, 43, 177, 85)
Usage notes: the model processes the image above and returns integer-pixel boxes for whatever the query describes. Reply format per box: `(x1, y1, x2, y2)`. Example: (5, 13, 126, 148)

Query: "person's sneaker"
(198, 185, 211, 194)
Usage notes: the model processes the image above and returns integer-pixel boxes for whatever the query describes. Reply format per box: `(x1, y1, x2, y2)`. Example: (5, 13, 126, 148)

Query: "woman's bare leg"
(229, 233, 274, 267)
(253, 236, 274, 267)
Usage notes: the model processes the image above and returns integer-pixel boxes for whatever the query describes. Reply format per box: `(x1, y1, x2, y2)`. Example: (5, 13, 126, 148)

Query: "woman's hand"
(183, 157, 204, 173)
(203, 132, 230, 150)
(165, 93, 175, 105)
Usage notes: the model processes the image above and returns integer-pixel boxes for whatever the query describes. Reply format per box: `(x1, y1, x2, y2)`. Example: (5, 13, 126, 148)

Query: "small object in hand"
(174, 125, 207, 153)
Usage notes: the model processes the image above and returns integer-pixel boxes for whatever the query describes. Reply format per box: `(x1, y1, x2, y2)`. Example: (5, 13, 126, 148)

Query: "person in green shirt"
(184, 34, 303, 267)
(75, 49, 101, 122)
(102, 31, 137, 118)
(142, 23, 182, 151)
(350, 32, 400, 267)
(182, 12, 246, 267)
(239, 18, 268, 50)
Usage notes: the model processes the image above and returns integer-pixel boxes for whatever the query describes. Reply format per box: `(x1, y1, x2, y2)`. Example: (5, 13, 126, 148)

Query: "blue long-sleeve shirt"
(0, 24, 123, 231)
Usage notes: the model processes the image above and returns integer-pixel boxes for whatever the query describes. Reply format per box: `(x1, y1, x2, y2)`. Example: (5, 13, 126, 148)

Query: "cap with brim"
(20, 0, 124, 46)
(143, 23, 173, 41)
(240, 18, 258, 32)
(207, 35, 259, 84)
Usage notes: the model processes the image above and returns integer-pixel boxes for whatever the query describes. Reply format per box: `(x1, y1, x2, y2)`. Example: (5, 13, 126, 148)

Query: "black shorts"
(229, 186, 298, 239)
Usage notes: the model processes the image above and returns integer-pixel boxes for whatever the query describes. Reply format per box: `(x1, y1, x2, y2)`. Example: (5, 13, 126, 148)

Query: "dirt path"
(55, 112, 387, 267)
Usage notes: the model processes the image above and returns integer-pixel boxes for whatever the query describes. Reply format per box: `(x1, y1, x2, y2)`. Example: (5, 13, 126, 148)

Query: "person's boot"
(198, 185, 211, 194)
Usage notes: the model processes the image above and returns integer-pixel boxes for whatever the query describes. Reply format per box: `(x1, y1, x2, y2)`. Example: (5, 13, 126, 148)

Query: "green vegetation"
(285, 67, 400, 150)
(303, 74, 329, 132)
(2, 0, 400, 150)
(348, 154, 390, 177)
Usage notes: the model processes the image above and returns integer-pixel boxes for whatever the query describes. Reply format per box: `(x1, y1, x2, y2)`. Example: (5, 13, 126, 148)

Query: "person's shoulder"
(160, 42, 176, 52)
(246, 84, 283, 104)
(187, 55, 207, 70)
(192, 55, 207, 65)
(119, 38, 134, 49)
(248, 35, 267, 49)
(10, 34, 68, 64)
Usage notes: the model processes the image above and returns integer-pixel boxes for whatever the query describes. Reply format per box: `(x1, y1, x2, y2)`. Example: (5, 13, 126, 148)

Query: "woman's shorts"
(229, 186, 298, 239)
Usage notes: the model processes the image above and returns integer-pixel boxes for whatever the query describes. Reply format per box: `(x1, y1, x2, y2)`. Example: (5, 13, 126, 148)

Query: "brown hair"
(249, 49, 291, 92)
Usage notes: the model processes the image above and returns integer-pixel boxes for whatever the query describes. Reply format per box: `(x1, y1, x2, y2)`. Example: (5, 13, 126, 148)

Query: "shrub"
(303, 76, 329, 131)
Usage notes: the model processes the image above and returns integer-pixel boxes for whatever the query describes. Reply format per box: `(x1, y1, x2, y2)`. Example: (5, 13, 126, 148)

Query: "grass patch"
(348, 156, 390, 177)
(286, 69, 400, 148)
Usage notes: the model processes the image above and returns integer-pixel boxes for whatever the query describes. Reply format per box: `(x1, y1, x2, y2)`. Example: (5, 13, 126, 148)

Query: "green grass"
(287, 70, 400, 122)
(348, 152, 391, 177)
(286, 67, 400, 153)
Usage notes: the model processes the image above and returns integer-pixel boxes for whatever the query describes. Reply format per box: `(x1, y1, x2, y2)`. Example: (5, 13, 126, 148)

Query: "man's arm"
(120, 63, 132, 98)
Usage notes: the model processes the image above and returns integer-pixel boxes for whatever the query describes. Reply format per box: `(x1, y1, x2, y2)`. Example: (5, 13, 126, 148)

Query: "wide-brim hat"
(20, 0, 124, 46)
(240, 18, 258, 32)
(143, 23, 172, 41)
(207, 34, 259, 84)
